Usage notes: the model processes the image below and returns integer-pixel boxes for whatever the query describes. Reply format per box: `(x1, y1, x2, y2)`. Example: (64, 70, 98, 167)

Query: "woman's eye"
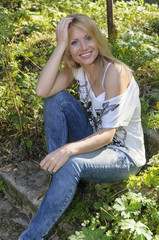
(71, 40, 78, 45)
(86, 36, 91, 40)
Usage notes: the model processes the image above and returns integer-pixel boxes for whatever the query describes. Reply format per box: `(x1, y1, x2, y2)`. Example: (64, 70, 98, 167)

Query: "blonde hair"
(62, 14, 130, 80)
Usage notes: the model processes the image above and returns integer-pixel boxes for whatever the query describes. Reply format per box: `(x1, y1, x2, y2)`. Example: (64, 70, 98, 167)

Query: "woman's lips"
(80, 51, 92, 58)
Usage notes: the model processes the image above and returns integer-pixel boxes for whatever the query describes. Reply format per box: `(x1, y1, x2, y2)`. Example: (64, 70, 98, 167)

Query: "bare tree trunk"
(106, 0, 117, 40)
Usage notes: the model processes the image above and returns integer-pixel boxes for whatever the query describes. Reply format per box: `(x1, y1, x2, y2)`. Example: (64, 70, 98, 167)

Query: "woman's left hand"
(40, 145, 70, 173)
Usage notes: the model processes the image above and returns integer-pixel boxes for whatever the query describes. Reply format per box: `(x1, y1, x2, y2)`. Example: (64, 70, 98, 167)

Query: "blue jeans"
(19, 91, 140, 240)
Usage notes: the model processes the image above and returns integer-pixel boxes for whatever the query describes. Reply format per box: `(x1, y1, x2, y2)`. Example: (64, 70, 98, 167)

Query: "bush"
(68, 153, 159, 239)
(0, 0, 158, 144)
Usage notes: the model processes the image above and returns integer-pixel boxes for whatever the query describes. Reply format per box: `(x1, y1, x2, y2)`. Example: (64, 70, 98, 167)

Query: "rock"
(0, 160, 50, 217)
(0, 160, 76, 239)
(0, 195, 30, 240)
(144, 129, 159, 159)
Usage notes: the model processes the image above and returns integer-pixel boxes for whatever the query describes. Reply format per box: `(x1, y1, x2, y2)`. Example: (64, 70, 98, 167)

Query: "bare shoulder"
(104, 62, 131, 100)
(106, 62, 130, 84)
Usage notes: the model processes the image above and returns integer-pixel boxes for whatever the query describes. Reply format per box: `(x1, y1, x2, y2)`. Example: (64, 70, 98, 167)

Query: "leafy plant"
(0, 0, 158, 238)
(68, 153, 159, 239)
(0, 180, 5, 191)
(0, 0, 158, 145)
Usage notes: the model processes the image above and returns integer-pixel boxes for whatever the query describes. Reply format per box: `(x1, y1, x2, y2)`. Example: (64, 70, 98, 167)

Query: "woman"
(19, 14, 146, 239)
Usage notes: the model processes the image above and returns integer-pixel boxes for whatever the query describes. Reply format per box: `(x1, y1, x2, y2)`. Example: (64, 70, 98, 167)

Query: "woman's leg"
(44, 90, 93, 153)
(19, 147, 140, 240)
(19, 91, 140, 239)
(19, 91, 94, 239)
(73, 147, 140, 183)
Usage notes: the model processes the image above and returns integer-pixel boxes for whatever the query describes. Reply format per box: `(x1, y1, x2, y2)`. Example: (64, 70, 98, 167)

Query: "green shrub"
(69, 153, 159, 239)
(0, 0, 158, 141)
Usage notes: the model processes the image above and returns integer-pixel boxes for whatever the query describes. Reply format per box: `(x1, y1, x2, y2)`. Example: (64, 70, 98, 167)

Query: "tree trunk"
(106, 0, 117, 40)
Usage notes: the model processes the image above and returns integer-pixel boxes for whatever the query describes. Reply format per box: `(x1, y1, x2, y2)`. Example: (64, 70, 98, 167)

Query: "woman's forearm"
(36, 45, 66, 97)
(40, 128, 116, 173)
(67, 128, 116, 157)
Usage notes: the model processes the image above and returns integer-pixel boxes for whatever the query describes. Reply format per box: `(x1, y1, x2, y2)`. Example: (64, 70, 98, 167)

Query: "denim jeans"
(19, 90, 140, 240)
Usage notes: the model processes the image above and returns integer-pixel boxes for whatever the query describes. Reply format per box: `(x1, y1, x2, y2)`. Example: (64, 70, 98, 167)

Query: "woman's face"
(68, 26, 99, 68)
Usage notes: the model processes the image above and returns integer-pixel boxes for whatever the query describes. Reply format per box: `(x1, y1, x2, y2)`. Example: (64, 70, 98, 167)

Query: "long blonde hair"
(62, 14, 130, 81)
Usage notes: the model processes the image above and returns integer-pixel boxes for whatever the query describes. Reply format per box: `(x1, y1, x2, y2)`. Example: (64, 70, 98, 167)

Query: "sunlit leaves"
(119, 219, 153, 240)
(69, 153, 159, 239)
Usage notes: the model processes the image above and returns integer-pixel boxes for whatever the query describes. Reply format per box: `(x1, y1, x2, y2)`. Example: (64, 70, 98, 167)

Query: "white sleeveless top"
(73, 63, 146, 167)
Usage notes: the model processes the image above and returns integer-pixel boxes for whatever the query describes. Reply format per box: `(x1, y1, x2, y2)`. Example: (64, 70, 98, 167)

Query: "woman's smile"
(80, 51, 93, 58)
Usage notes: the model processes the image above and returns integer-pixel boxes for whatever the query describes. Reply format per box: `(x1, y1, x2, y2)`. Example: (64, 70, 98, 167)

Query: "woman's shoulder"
(104, 62, 132, 100)
(107, 62, 130, 77)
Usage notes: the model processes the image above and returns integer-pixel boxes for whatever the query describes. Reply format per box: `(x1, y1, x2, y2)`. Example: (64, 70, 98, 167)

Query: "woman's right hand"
(56, 17, 73, 48)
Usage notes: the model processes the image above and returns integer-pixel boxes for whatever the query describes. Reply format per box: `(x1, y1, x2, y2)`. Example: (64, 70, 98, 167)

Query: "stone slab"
(0, 194, 30, 240)
(0, 160, 51, 217)
(0, 161, 76, 239)
(144, 129, 159, 158)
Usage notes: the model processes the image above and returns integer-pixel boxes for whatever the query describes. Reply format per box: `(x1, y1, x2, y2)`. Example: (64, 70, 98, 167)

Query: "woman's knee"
(44, 91, 75, 113)
(44, 90, 65, 107)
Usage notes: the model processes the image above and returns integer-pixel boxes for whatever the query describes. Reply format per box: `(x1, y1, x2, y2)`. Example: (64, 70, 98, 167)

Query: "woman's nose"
(80, 40, 87, 50)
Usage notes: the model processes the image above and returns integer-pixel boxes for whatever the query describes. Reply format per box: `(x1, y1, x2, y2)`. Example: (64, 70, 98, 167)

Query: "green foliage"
(0, 1, 158, 236)
(111, 0, 159, 131)
(0, 180, 5, 191)
(0, 1, 158, 238)
(69, 153, 159, 239)
(64, 183, 95, 225)
(0, 0, 158, 146)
